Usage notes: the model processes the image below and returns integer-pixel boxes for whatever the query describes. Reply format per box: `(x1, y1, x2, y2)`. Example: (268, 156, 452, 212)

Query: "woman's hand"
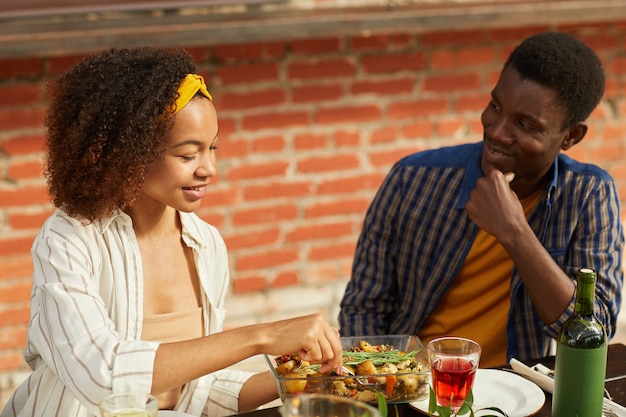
(261, 313, 343, 374)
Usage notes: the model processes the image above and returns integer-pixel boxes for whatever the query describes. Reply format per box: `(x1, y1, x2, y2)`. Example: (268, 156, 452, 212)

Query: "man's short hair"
(504, 31, 605, 129)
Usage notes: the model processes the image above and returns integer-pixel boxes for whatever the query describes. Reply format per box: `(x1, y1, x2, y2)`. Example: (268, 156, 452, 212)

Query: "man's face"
(480, 65, 573, 197)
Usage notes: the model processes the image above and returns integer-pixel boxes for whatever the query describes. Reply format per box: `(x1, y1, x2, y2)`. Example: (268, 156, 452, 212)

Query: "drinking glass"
(428, 337, 481, 411)
(279, 394, 382, 417)
(99, 392, 158, 417)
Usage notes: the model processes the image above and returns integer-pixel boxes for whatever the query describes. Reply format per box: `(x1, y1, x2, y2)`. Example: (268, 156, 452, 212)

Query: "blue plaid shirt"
(339, 142, 624, 361)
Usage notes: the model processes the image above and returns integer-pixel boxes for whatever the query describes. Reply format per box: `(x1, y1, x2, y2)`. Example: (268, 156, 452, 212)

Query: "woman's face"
(139, 96, 218, 213)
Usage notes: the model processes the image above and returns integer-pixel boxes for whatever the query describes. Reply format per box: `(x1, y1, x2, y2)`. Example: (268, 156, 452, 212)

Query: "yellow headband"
(170, 74, 212, 115)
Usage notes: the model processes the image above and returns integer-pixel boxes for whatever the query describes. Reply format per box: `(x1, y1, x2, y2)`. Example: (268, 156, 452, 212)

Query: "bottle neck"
(574, 272, 596, 316)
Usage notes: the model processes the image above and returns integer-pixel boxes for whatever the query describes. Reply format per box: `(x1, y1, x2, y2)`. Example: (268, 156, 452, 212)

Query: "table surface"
(231, 343, 626, 417)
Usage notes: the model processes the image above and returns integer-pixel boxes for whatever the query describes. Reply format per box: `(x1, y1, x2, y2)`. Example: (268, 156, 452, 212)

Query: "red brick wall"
(2, 21, 626, 375)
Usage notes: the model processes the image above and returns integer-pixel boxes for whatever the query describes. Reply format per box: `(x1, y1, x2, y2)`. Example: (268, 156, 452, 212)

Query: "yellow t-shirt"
(419, 188, 542, 368)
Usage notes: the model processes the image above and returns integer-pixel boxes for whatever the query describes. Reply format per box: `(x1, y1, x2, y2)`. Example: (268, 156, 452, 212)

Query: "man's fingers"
(504, 172, 515, 184)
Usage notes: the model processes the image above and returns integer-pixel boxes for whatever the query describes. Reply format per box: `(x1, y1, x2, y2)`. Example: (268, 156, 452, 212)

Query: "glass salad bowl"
(265, 334, 430, 404)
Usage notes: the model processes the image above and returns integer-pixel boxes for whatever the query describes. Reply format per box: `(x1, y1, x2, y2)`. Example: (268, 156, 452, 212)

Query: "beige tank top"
(142, 307, 203, 410)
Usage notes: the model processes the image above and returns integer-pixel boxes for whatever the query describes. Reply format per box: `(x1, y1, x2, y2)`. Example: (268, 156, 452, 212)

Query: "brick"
(242, 111, 309, 131)
(423, 73, 480, 92)
(431, 50, 457, 69)
(0, 83, 42, 107)
(604, 79, 618, 99)
(488, 26, 550, 42)
(252, 135, 286, 153)
(218, 137, 248, 158)
(401, 121, 434, 138)
(350, 34, 413, 50)
(290, 38, 342, 54)
(233, 276, 267, 294)
(388, 98, 448, 120)
(0, 237, 35, 258)
(0, 108, 45, 130)
(309, 241, 357, 261)
(610, 57, 626, 74)
(297, 154, 360, 173)
(0, 257, 32, 280)
(316, 104, 380, 124)
(216, 63, 279, 85)
(195, 211, 225, 229)
(226, 161, 289, 181)
(591, 144, 623, 162)
(435, 119, 465, 137)
(0, 306, 30, 327)
(292, 84, 343, 103)
(216, 89, 286, 111)
(602, 124, 626, 142)
(0, 327, 27, 350)
(0, 185, 53, 208)
(9, 210, 53, 231)
(304, 197, 370, 218)
(317, 173, 384, 195)
(211, 41, 285, 61)
(199, 187, 239, 207)
(47, 54, 89, 74)
(294, 132, 328, 150)
(303, 263, 339, 284)
(232, 204, 298, 226)
(217, 117, 237, 137)
(235, 248, 299, 271)
(456, 94, 490, 112)
(370, 126, 399, 144)
(0, 57, 43, 79)
(0, 281, 31, 304)
(181, 47, 210, 64)
(285, 221, 353, 242)
(288, 58, 356, 80)
(361, 52, 425, 73)
(350, 78, 414, 96)
(0, 134, 46, 156)
(244, 181, 312, 200)
(7, 160, 43, 181)
(420, 29, 485, 46)
(330, 131, 360, 148)
(271, 270, 299, 288)
(223, 227, 280, 250)
(0, 352, 26, 372)
(458, 47, 496, 67)
(370, 147, 422, 168)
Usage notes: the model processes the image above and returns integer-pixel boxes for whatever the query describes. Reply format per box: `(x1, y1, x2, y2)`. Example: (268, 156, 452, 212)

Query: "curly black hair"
(504, 31, 605, 130)
(45, 47, 197, 221)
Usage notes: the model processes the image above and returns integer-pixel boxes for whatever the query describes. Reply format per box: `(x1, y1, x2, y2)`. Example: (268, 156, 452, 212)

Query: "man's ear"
(561, 123, 587, 150)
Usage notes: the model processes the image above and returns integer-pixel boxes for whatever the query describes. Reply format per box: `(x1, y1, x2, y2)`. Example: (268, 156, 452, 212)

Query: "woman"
(1, 48, 342, 417)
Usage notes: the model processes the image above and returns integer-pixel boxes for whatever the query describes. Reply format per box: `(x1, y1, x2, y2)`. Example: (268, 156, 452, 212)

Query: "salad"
(271, 340, 429, 403)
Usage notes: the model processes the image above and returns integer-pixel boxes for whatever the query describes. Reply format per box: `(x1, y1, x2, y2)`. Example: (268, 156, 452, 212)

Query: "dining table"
(230, 342, 626, 417)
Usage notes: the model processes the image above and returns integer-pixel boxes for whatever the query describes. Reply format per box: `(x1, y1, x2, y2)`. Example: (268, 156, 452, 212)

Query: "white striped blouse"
(1, 209, 253, 417)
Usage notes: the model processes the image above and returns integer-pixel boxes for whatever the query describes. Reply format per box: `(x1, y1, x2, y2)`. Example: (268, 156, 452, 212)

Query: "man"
(338, 31, 624, 367)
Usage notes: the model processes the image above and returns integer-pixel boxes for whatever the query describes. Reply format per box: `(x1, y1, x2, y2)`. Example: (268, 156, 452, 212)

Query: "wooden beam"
(0, 0, 625, 59)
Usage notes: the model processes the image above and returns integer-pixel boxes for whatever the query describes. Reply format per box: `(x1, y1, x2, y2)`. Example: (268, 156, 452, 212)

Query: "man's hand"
(465, 168, 523, 244)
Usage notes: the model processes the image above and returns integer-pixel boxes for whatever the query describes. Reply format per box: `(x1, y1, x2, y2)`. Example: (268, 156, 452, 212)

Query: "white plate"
(158, 411, 195, 417)
(409, 368, 545, 417)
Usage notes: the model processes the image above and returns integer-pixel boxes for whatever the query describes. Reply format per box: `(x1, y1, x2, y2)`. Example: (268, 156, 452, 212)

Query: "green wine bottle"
(552, 268, 607, 417)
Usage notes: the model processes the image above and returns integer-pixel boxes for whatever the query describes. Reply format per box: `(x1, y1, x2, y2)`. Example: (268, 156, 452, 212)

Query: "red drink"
(431, 357, 477, 409)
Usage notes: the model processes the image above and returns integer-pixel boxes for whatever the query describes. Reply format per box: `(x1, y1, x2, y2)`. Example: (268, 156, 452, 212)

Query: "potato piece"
(359, 341, 378, 352)
(356, 359, 377, 376)
(397, 373, 418, 394)
(378, 363, 398, 375)
(275, 360, 297, 375)
(332, 380, 352, 396)
(356, 390, 379, 402)
(283, 373, 307, 394)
